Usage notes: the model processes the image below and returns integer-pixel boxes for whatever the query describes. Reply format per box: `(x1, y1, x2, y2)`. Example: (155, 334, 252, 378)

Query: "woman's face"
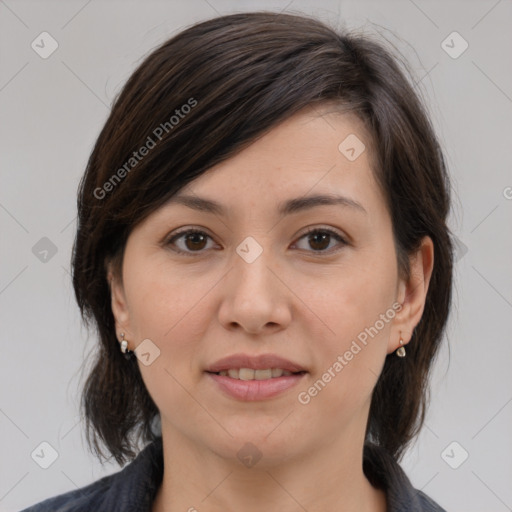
(109, 106, 432, 465)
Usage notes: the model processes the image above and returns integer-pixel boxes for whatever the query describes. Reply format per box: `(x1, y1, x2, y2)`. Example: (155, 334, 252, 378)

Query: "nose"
(217, 243, 292, 335)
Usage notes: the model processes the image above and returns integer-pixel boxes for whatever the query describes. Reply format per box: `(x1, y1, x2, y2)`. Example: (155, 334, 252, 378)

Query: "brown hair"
(72, 11, 454, 465)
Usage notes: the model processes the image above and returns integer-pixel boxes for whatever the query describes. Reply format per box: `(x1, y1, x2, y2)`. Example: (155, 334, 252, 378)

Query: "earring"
(396, 336, 406, 358)
(119, 332, 133, 359)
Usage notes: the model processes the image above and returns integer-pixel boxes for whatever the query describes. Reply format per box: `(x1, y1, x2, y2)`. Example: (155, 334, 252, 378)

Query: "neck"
(152, 422, 387, 512)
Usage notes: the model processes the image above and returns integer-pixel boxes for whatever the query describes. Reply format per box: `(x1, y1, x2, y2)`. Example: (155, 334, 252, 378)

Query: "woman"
(22, 11, 453, 512)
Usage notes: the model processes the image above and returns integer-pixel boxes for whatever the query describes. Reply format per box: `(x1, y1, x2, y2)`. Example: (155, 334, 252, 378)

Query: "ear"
(388, 236, 434, 354)
(106, 260, 134, 350)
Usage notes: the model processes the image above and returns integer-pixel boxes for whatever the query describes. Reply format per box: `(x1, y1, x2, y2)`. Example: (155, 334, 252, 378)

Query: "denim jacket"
(20, 436, 447, 511)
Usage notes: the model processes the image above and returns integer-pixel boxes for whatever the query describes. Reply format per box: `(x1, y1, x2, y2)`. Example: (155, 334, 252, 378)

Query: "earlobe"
(389, 236, 434, 353)
(106, 267, 132, 340)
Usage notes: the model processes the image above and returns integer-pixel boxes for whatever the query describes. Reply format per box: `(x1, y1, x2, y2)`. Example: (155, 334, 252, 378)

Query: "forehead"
(173, 107, 381, 215)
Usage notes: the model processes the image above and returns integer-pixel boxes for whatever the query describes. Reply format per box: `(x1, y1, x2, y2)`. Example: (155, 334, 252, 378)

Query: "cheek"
(123, 259, 221, 387)
(310, 242, 397, 345)
(300, 244, 397, 403)
(125, 265, 213, 420)
(124, 254, 210, 338)
(297, 287, 394, 424)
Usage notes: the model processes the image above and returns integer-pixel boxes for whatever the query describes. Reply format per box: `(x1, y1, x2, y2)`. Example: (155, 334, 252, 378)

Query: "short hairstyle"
(72, 11, 454, 465)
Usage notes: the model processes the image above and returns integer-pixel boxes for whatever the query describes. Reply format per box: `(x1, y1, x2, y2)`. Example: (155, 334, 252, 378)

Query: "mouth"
(205, 371, 307, 401)
(205, 353, 307, 374)
(204, 353, 308, 401)
(207, 368, 306, 380)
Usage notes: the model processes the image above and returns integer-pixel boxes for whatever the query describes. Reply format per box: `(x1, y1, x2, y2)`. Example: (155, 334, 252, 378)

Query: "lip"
(206, 372, 307, 401)
(205, 353, 308, 401)
(205, 353, 307, 373)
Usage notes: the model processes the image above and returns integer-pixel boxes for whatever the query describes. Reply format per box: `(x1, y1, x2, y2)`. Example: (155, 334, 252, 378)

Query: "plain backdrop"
(1, 1, 511, 511)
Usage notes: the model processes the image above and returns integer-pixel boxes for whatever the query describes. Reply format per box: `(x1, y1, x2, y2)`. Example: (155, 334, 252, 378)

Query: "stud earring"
(396, 336, 406, 358)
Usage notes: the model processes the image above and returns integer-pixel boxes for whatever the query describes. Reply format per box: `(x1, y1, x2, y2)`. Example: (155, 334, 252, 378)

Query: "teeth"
(216, 368, 295, 380)
(255, 369, 272, 380)
(239, 368, 254, 380)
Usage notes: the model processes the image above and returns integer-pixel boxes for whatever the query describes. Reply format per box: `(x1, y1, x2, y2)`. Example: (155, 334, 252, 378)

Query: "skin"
(108, 105, 434, 512)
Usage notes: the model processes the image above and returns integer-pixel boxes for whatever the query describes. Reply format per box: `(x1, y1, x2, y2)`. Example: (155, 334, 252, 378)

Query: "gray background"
(1, 0, 511, 510)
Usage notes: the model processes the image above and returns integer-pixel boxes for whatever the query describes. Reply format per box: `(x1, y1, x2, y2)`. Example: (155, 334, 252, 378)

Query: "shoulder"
(20, 437, 164, 512)
(415, 490, 448, 512)
(19, 471, 117, 512)
(363, 442, 447, 512)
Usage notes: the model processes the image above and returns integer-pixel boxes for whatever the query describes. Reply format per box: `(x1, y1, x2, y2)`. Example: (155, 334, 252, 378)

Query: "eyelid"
(165, 227, 218, 256)
(292, 225, 349, 252)
(165, 225, 349, 256)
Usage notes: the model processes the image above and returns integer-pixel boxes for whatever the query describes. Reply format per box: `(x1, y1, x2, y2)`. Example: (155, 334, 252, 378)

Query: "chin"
(205, 423, 303, 466)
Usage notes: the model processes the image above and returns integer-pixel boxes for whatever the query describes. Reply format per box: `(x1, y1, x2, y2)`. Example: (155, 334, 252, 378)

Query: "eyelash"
(165, 226, 348, 257)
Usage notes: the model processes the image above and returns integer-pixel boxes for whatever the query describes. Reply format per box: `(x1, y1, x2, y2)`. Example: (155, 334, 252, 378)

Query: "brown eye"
(294, 228, 347, 253)
(167, 229, 214, 255)
(308, 232, 331, 251)
(183, 232, 208, 251)
(167, 227, 347, 256)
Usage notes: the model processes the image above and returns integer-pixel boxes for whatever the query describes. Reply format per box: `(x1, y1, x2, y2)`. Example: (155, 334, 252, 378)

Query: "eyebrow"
(169, 193, 367, 217)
